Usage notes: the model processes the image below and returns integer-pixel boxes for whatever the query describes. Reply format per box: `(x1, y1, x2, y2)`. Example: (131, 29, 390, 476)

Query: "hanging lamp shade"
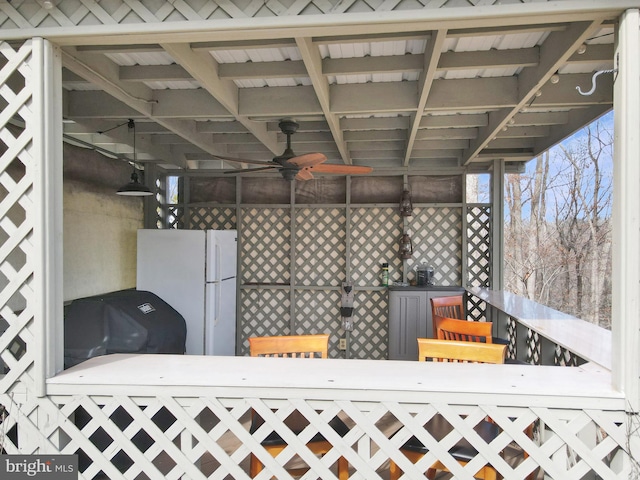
(116, 119, 153, 196)
(117, 171, 152, 196)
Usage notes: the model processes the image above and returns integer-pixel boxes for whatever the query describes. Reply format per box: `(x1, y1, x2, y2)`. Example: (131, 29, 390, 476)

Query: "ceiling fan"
(217, 119, 373, 181)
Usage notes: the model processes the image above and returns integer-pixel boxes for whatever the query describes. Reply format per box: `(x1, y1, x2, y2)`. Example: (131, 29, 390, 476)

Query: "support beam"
(405, 29, 447, 167)
(296, 36, 350, 164)
(161, 42, 279, 155)
(491, 159, 505, 290)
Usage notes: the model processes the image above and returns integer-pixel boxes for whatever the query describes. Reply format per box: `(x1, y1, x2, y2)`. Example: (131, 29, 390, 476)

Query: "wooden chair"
(434, 317, 535, 468)
(249, 334, 330, 358)
(431, 295, 465, 320)
(432, 295, 511, 348)
(389, 339, 506, 480)
(436, 316, 494, 343)
(418, 338, 506, 363)
(248, 334, 349, 479)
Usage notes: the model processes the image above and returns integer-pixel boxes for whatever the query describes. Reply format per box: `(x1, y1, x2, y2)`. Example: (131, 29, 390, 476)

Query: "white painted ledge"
(467, 287, 612, 370)
(47, 353, 623, 410)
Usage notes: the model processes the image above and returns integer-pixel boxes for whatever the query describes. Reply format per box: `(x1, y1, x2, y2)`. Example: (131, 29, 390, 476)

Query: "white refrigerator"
(136, 229, 237, 356)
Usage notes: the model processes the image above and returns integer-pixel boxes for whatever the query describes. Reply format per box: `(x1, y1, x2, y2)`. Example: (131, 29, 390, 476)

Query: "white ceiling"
(58, 13, 616, 177)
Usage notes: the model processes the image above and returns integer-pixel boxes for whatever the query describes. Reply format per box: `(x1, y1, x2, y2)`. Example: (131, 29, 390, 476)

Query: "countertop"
(387, 285, 465, 291)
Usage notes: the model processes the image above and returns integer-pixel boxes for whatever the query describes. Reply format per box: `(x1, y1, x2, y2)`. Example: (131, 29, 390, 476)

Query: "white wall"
(62, 144, 144, 301)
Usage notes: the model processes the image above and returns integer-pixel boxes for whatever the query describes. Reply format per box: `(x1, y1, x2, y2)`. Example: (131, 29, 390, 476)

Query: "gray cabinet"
(388, 287, 465, 361)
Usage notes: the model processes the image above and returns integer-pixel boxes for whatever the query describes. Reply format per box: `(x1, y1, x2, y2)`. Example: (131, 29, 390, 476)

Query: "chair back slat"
(417, 338, 506, 363)
(249, 334, 329, 358)
(436, 317, 493, 343)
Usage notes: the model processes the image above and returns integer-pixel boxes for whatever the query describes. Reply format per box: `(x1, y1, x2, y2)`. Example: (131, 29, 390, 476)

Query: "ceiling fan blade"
(223, 166, 278, 175)
(310, 164, 373, 175)
(288, 153, 327, 168)
(295, 168, 314, 181)
(211, 153, 278, 167)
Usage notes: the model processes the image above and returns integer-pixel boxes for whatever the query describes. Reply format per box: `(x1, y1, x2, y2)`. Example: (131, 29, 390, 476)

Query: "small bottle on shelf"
(381, 262, 389, 287)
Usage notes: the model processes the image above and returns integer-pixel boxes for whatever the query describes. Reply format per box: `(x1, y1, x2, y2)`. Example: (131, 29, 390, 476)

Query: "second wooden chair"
(248, 334, 349, 479)
(389, 339, 507, 480)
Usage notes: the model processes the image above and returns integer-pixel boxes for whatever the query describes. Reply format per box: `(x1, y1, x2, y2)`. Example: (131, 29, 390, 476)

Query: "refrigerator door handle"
(215, 244, 222, 283)
(215, 282, 221, 325)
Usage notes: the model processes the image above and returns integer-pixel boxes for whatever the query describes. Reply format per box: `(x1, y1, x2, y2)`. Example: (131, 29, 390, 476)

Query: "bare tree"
(503, 116, 613, 327)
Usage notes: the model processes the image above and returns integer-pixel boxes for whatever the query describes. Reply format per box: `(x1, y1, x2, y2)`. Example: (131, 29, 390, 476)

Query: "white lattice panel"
(407, 207, 462, 286)
(294, 289, 343, 358)
(1, 389, 628, 480)
(294, 208, 346, 287)
(239, 288, 291, 356)
(351, 208, 403, 286)
(0, 39, 37, 407)
(240, 208, 291, 285)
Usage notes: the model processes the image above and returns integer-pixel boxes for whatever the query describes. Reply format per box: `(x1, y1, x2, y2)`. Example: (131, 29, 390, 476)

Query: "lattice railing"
(0, 38, 38, 409)
(0, 385, 631, 480)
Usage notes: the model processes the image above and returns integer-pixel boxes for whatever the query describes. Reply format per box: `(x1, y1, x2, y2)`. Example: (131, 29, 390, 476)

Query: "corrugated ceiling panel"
(144, 80, 200, 90)
(105, 51, 175, 66)
(210, 47, 302, 64)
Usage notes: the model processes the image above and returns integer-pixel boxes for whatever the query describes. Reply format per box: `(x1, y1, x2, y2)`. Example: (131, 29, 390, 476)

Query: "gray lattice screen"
(239, 288, 291, 356)
(407, 207, 462, 286)
(294, 289, 343, 358)
(164, 206, 184, 229)
(350, 290, 389, 359)
(189, 206, 236, 230)
(467, 205, 491, 287)
(240, 208, 291, 284)
(172, 178, 491, 360)
(350, 207, 402, 286)
(295, 208, 346, 287)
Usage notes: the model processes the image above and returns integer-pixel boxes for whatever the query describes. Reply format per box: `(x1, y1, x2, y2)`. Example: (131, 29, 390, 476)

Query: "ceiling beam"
(532, 104, 611, 156)
(438, 47, 538, 70)
(341, 117, 409, 131)
(296, 36, 350, 164)
(61, 48, 263, 168)
(218, 60, 308, 79)
(160, 42, 279, 155)
(120, 64, 192, 82)
(461, 19, 604, 164)
(419, 114, 487, 129)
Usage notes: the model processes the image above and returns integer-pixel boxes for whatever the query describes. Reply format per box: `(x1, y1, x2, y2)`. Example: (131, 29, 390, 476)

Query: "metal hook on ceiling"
(576, 69, 617, 96)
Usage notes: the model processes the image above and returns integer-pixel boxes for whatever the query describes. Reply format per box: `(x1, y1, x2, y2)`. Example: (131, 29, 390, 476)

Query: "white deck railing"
(41, 351, 631, 479)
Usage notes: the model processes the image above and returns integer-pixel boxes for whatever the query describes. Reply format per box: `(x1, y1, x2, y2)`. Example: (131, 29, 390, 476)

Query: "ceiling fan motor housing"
(279, 119, 299, 136)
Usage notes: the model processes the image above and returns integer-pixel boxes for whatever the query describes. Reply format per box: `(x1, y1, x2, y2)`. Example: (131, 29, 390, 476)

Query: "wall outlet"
(339, 338, 347, 350)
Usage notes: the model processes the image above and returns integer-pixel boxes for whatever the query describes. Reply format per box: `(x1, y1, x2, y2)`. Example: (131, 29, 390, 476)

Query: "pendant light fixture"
(116, 119, 153, 197)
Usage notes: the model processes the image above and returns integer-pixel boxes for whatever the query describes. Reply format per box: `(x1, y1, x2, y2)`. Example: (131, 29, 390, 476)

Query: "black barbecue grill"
(64, 289, 186, 369)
